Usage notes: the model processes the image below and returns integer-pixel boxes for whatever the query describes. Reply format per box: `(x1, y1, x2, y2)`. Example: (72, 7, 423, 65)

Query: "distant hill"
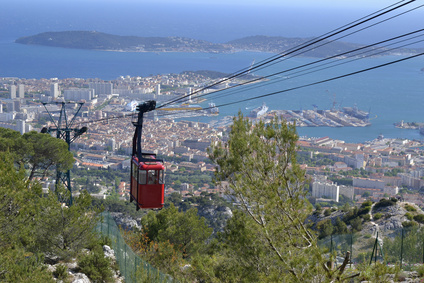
(15, 31, 233, 53)
(15, 31, 423, 57)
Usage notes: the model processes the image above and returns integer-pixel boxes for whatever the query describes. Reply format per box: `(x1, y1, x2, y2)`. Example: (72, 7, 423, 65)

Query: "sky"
(1, 0, 423, 45)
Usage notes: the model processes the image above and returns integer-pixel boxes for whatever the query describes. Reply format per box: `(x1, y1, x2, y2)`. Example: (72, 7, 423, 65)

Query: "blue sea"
(1, 1, 424, 143)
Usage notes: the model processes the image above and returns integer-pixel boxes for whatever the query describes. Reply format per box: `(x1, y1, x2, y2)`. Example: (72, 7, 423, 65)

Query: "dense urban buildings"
(2, 74, 424, 208)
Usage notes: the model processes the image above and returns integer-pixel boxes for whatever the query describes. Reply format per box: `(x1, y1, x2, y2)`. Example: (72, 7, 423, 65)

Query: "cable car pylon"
(41, 102, 87, 206)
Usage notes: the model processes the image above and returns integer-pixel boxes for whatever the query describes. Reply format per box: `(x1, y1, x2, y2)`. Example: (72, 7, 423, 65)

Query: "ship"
(342, 105, 369, 120)
(207, 102, 219, 115)
(249, 102, 268, 118)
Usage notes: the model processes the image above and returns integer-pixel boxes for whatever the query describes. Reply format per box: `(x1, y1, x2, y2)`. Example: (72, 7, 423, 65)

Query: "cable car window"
(132, 162, 137, 179)
(138, 170, 147, 184)
(147, 170, 157, 184)
(158, 170, 164, 184)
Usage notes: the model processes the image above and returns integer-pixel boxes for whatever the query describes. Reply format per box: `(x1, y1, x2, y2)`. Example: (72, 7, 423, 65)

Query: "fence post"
(422, 230, 424, 264)
(135, 257, 138, 282)
(401, 228, 404, 267)
(350, 232, 353, 268)
(107, 212, 110, 237)
(375, 232, 378, 264)
(124, 243, 127, 281)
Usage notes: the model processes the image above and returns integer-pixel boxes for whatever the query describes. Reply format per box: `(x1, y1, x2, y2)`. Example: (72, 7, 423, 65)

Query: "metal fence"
(96, 211, 174, 283)
(318, 226, 424, 268)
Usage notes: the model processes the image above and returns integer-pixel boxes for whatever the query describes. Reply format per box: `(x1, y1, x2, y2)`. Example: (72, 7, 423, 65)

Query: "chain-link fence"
(96, 211, 174, 283)
(318, 226, 424, 268)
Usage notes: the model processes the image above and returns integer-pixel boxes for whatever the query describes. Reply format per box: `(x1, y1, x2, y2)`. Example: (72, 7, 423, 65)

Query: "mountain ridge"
(16, 30, 423, 57)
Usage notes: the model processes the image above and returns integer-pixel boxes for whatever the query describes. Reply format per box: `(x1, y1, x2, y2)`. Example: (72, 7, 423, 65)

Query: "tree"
(21, 131, 74, 181)
(141, 204, 212, 259)
(0, 129, 74, 181)
(32, 189, 99, 260)
(209, 113, 323, 281)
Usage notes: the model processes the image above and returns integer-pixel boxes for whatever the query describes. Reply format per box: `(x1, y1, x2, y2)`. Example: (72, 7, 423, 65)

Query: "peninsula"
(15, 31, 423, 57)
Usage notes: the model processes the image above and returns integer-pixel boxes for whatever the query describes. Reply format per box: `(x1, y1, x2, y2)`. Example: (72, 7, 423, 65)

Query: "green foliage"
(405, 204, 417, 212)
(78, 245, 114, 283)
(356, 261, 397, 282)
(413, 214, 424, 224)
(141, 204, 212, 259)
(373, 212, 383, 220)
(405, 212, 414, 220)
(351, 217, 363, 232)
(324, 208, 331, 216)
(32, 189, 99, 260)
(383, 226, 424, 263)
(373, 198, 396, 210)
(0, 249, 54, 283)
(53, 264, 68, 280)
(316, 219, 333, 239)
(384, 168, 404, 176)
(0, 128, 74, 181)
(209, 113, 324, 281)
(402, 220, 418, 228)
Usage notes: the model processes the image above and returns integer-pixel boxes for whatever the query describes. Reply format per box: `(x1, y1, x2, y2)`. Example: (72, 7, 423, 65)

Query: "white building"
(18, 84, 25, 98)
(10, 85, 16, 99)
(64, 88, 95, 101)
(352, 177, 385, 190)
(50, 83, 60, 98)
(312, 180, 339, 202)
(88, 82, 113, 95)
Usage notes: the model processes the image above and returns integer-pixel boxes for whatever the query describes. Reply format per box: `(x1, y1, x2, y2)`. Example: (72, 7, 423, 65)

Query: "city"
(2, 73, 424, 208)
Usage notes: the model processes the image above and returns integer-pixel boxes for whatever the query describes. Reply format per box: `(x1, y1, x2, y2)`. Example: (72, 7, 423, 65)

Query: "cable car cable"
(157, 0, 418, 109)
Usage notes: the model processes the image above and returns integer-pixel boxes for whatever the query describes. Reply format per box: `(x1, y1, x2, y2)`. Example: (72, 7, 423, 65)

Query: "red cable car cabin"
(130, 155, 165, 209)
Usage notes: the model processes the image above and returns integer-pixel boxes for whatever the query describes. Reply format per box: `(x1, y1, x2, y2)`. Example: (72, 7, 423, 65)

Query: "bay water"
(1, 40, 424, 143)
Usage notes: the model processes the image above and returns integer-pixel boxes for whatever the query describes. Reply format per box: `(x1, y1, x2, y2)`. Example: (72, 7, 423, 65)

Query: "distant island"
(15, 31, 423, 57)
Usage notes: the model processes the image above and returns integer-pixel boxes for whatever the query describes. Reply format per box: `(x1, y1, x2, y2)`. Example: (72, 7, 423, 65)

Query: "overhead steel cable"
(73, 50, 424, 125)
(242, 3, 424, 75)
(180, 29, 424, 103)
(202, 52, 424, 112)
(157, 0, 417, 109)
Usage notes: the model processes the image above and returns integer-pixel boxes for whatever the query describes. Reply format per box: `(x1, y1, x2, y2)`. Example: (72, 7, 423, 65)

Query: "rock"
(103, 245, 115, 260)
(110, 212, 140, 230)
(71, 273, 91, 283)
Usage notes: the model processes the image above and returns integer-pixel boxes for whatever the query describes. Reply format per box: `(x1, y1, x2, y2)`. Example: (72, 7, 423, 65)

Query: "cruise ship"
(249, 103, 269, 118)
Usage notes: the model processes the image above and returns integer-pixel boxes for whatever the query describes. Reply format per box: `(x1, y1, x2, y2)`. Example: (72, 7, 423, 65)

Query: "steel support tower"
(41, 102, 87, 205)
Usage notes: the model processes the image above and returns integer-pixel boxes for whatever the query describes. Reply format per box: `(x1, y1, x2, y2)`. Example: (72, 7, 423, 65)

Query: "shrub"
(78, 245, 113, 283)
(373, 213, 383, 220)
(358, 206, 371, 216)
(402, 221, 418, 228)
(361, 214, 371, 221)
(404, 212, 413, 221)
(405, 204, 417, 212)
(361, 200, 373, 208)
(324, 209, 331, 217)
(413, 214, 424, 224)
(53, 264, 68, 280)
(374, 199, 396, 210)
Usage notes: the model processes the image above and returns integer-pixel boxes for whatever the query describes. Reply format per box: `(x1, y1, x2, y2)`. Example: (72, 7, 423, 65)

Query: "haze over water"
(1, 0, 424, 143)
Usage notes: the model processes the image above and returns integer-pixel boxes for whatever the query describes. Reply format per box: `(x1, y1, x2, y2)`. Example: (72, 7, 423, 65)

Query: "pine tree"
(209, 113, 324, 281)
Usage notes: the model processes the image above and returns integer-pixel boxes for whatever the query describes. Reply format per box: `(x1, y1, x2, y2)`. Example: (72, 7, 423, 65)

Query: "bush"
(405, 212, 414, 221)
(413, 214, 424, 224)
(53, 264, 68, 280)
(361, 214, 371, 221)
(361, 200, 373, 208)
(402, 221, 418, 228)
(405, 204, 417, 212)
(373, 213, 383, 220)
(358, 206, 371, 216)
(324, 209, 331, 217)
(374, 199, 396, 210)
(78, 245, 113, 283)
